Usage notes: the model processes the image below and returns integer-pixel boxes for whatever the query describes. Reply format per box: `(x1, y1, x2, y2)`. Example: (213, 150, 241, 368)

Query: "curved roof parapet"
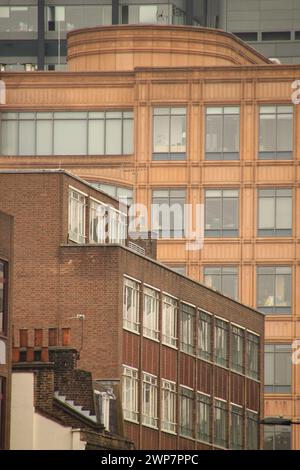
(67, 24, 272, 72)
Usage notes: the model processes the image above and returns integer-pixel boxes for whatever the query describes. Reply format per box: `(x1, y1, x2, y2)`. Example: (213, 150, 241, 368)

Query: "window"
(214, 399, 228, 448)
(180, 303, 195, 355)
(0, 5, 37, 32)
(0, 111, 133, 156)
(265, 344, 292, 393)
(142, 373, 158, 428)
(247, 333, 259, 380)
(123, 278, 140, 333)
(68, 189, 86, 243)
(231, 326, 244, 374)
(122, 366, 138, 423)
(152, 189, 186, 238)
(89, 200, 106, 244)
(162, 295, 178, 348)
(108, 208, 127, 244)
(46, 5, 111, 32)
(258, 188, 292, 237)
(259, 105, 293, 160)
(204, 266, 238, 300)
(161, 379, 176, 433)
(122, 4, 171, 25)
(89, 182, 133, 207)
(143, 287, 159, 341)
(205, 189, 239, 237)
(153, 107, 186, 160)
(197, 393, 211, 443)
(197, 310, 212, 361)
(0, 261, 7, 335)
(180, 387, 194, 438)
(234, 32, 258, 41)
(167, 265, 186, 275)
(247, 410, 259, 450)
(214, 319, 228, 368)
(206, 107, 240, 160)
(231, 405, 243, 450)
(264, 426, 291, 450)
(257, 266, 292, 314)
(262, 31, 291, 41)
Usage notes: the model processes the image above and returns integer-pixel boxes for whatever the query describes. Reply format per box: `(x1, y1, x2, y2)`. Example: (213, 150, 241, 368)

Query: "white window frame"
(108, 207, 127, 244)
(89, 198, 107, 243)
(162, 294, 178, 348)
(143, 286, 159, 341)
(180, 303, 195, 355)
(122, 365, 139, 423)
(123, 277, 140, 333)
(161, 379, 177, 433)
(68, 188, 86, 243)
(142, 372, 158, 428)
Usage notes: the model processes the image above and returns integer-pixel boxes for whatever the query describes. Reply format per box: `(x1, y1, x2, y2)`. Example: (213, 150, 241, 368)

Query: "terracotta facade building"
(0, 24, 299, 448)
(0, 170, 264, 450)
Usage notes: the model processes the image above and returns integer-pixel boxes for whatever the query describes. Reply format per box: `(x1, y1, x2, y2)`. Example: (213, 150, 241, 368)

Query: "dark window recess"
(262, 31, 291, 41)
(234, 32, 258, 42)
(34, 350, 42, 361)
(296, 32, 300, 40)
(19, 350, 27, 362)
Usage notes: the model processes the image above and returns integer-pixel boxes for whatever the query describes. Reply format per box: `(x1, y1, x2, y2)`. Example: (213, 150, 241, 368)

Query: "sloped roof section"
(67, 25, 271, 72)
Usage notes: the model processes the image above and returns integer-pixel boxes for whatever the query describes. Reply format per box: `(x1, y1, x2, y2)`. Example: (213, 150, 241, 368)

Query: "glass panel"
(139, 5, 157, 23)
(259, 114, 276, 152)
(275, 273, 291, 307)
(206, 115, 222, 153)
(54, 120, 87, 155)
(277, 114, 293, 152)
(258, 273, 275, 307)
(275, 350, 291, 386)
(223, 114, 239, 152)
(154, 115, 169, 153)
(170, 115, 186, 153)
(264, 350, 274, 385)
(123, 118, 133, 154)
(259, 197, 274, 229)
(36, 120, 52, 155)
(205, 198, 222, 230)
(222, 272, 238, 300)
(19, 120, 35, 155)
(1, 120, 18, 155)
(88, 120, 104, 155)
(223, 197, 238, 229)
(276, 196, 292, 230)
(106, 120, 122, 154)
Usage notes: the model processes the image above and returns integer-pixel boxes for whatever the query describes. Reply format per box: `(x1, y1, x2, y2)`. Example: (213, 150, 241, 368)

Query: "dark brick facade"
(0, 170, 264, 450)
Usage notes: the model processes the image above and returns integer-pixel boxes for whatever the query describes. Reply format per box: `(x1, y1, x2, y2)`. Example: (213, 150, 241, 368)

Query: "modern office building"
(0, 24, 298, 449)
(0, 210, 12, 450)
(0, 170, 264, 450)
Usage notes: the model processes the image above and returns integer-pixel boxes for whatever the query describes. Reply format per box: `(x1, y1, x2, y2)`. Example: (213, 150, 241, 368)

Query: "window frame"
(258, 105, 293, 160)
(162, 294, 178, 348)
(258, 188, 292, 237)
(196, 392, 211, 443)
(122, 365, 139, 423)
(143, 286, 160, 341)
(180, 386, 194, 438)
(142, 372, 158, 429)
(231, 325, 244, 374)
(214, 399, 228, 448)
(230, 404, 244, 450)
(197, 310, 212, 361)
(152, 188, 186, 239)
(205, 106, 240, 160)
(203, 265, 238, 300)
(161, 379, 177, 434)
(246, 332, 260, 380)
(123, 277, 140, 334)
(180, 303, 195, 355)
(152, 107, 187, 161)
(257, 265, 292, 314)
(68, 188, 86, 244)
(214, 318, 229, 368)
(205, 189, 239, 238)
(264, 344, 292, 394)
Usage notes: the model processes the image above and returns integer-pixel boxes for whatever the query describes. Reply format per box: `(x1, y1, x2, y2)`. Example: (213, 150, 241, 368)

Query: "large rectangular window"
(122, 366, 138, 423)
(89, 200, 107, 244)
(246, 333, 259, 380)
(152, 189, 186, 239)
(259, 105, 293, 160)
(108, 208, 127, 245)
(123, 278, 140, 333)
(180, 303, 195, 355)
(68, 189, 86, 244)
(265, 344, 292, 393)
(161, 379, 176, 433)
(214, 399, 228, 448)
(214, 319, 228, 368)
(143, 287, 159, 341)
(205, 189, 239, 237)
(231, 326, 244, 374)
(153, 107, 186, 160)
(247, 410, 259, 450)
(231, 404, 243, 450)
(0, 261, 8, 335)
(46, 5, 112, 32)
(204, 266, 238, 300)
(162, 294, 178, 348)
(0, 111, 133, 156)
(180, 387, 194, 438)
(197, 310, 212, 361)
(0, 5, 37, 32)
(206, 106, 240, 160)
(264, 425, 291, 450)
(197, 393, 211, 443)
(142, 372, 158, 429)
(258, 189, 292, 237)
(257, 266, 292, 314)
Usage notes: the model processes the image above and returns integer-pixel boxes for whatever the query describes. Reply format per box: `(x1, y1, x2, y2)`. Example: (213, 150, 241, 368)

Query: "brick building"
(0, 170, 264, 450)
(0, 209, 12, 449)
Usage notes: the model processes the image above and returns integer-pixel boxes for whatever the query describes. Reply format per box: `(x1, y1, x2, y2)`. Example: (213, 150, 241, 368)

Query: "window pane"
(19, 120, 35, 155)
(170, 115, 186, 153)
(88, 120, 104, 155)
(54, 120, 87, 155)
(258, 273, 274, 307)
(206, 115, 222, 152)
(223, 197, 238, 229)
(275, 351, 291, 386)
(275, 274, 291, 307)
(277, 114, 293, 152)
(259, 197, 274, 229)
(259, 114, 276, 152)
(106, 119, 122, 154)
(123, 118, 133, 154)
(276, 197, 292, 230)
(36, 120, 52, 155)
(223, 114, 239, 152)
(1, 120, 18, 155)
(205, 198, 221, 230)
(222, 273, 238, 300)
(153, 115, 169, 153)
